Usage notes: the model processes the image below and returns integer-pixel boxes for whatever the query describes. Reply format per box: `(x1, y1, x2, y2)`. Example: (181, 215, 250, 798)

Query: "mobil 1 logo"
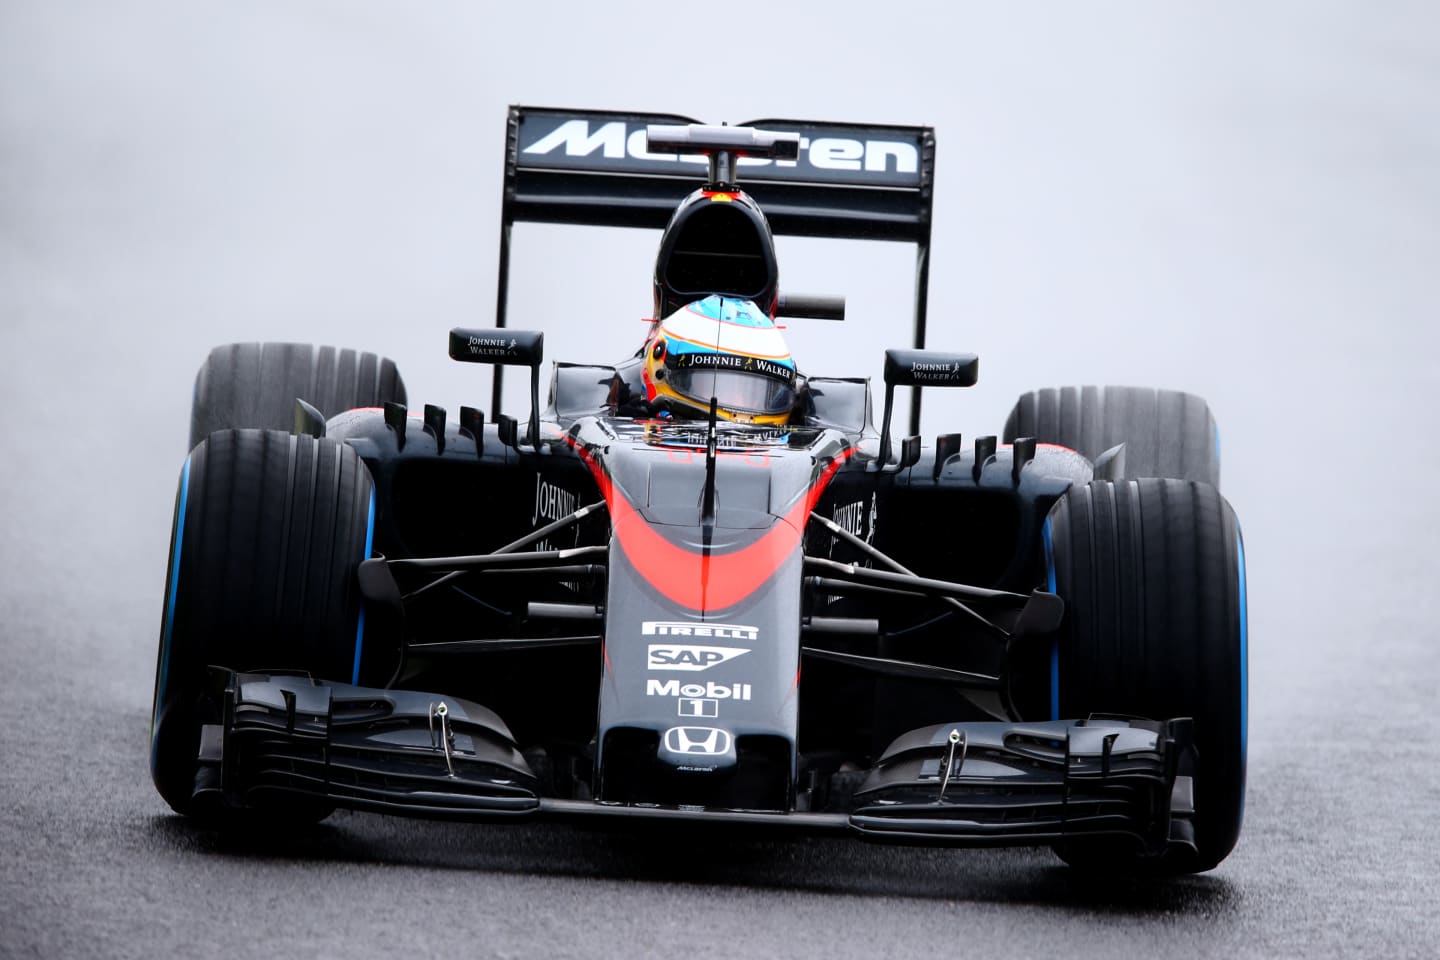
(678, 698, 718, 718)
(646, 678, 753, 718)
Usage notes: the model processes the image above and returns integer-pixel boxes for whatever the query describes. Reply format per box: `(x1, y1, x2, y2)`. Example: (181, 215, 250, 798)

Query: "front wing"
(196, 673, 1196, 858)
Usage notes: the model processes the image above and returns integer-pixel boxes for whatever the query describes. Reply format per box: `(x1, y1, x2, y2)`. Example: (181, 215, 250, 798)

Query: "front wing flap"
(851, 718, 1196, 855)
(196, 673, 541, 819)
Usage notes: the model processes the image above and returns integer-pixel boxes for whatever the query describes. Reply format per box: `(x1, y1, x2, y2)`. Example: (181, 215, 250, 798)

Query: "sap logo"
(647, 645, 749, 672)
(662, 726, 733, 756)
(642, 621, 758, 642)
(647, 679, 752, 701)
(523, 120, 919, 175)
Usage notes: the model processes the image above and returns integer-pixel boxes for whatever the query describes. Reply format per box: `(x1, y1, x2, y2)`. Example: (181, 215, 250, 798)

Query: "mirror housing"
(449, 328, 544, 449)
(449, 328, 544, 367)
(877, 348, 978, 467)
(883, 349, 979, 388)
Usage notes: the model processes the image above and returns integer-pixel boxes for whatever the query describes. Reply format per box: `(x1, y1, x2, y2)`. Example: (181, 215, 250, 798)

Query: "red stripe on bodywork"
(569, 439, 853, 612)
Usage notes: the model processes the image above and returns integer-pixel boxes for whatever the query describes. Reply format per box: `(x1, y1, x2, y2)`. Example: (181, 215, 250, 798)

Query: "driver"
(614, 295, 799, 425)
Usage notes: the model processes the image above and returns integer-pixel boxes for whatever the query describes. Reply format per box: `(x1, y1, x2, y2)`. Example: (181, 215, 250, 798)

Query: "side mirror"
(449, 328, 543, 367)
(882, 349, 979, 388)
(449, 328, 544, 449)
(878, 348, 978, 466)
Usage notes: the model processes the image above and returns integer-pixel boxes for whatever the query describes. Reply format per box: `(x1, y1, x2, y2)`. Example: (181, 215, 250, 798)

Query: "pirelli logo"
(641, 621, 758, 642)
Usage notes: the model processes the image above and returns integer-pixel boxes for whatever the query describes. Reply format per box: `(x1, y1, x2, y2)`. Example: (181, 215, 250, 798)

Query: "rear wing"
(495, 105, 937, 432)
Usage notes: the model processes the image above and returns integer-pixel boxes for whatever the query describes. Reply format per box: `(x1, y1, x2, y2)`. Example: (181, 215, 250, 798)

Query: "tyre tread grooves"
(1003, 385, 1219, 487)
(188, 343, 407, 449)
(1052, 478, 1245, 872)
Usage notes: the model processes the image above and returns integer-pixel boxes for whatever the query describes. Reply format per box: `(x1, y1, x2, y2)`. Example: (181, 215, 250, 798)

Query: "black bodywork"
(192, 108, 1198, 858)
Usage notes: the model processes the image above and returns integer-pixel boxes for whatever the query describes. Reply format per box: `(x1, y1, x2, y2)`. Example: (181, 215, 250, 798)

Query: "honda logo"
(662, 726, 733, 756)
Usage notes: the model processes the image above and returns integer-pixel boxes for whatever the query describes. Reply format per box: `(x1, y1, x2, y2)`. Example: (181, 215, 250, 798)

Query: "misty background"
(2, 2, 1437, 956)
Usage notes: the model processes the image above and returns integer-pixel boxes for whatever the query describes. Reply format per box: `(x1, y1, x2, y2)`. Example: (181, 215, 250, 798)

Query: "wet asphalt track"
(3, 3, 1439, 957)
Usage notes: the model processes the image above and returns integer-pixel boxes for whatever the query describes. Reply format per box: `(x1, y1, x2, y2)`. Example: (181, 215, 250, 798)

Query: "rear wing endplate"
(496, 105, 937, 432)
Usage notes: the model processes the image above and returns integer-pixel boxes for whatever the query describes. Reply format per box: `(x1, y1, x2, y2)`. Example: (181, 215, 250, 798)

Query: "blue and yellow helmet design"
(642, 296, 798, 426)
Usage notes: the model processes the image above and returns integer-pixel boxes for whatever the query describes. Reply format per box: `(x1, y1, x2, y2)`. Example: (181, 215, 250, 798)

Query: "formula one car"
(150, 106, 1248, 874)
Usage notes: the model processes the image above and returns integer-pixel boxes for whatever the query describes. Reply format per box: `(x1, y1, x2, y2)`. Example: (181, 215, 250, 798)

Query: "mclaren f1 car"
(150, 106, 1248, 874)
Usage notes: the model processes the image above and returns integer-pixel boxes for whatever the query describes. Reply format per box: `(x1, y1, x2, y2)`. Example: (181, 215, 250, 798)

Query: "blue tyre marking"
(152, 458, 191, 754)
(1236, 523, 1248, 765)
(351, 488, 376, 685)
(1043, 516, 1058, 721)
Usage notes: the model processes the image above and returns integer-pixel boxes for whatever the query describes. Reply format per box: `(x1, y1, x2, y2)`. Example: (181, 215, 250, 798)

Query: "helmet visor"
(667, 368, 795, 417)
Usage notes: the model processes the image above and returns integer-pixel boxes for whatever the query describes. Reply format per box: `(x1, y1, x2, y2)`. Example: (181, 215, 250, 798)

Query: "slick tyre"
(150, 429, 377, 819)
(189, 342, 406, 450)
(1046, 479, 1247, 874)
(1004, 386, 1220, 487)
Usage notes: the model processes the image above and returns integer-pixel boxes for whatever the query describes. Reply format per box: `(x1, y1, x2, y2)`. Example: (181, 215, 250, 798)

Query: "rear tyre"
(150, 429, 378, 819)
(189, 342, 406, 450)
(1046, 479, 1247, 874)
(1004, 386, 1220, 486)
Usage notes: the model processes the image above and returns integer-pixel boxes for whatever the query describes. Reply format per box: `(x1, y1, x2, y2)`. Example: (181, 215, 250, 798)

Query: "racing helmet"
(642, 295, 798, 426)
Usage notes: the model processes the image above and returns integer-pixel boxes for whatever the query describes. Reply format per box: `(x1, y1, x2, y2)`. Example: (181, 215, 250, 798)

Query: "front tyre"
(1046, 479, 1247, 873)
(150, 429, 378, 818)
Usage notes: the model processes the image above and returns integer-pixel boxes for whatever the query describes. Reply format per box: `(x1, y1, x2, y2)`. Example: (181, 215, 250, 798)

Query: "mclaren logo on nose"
(662, 726, 733, 756)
